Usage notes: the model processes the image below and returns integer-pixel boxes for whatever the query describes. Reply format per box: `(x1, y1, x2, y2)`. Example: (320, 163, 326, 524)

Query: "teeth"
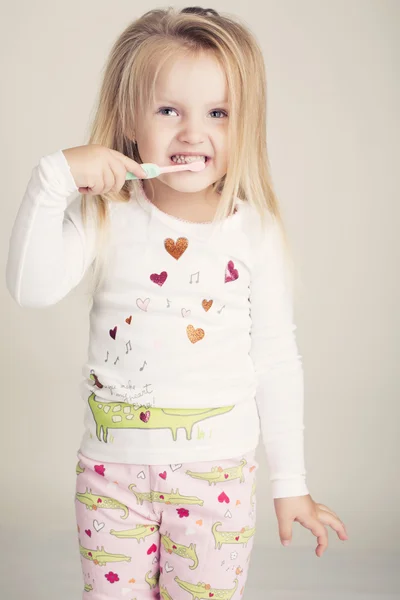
(171, 155, 206, 164)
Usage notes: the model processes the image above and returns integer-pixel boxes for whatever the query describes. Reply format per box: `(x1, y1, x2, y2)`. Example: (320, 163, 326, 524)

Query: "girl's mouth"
(170, 155, 211, 168)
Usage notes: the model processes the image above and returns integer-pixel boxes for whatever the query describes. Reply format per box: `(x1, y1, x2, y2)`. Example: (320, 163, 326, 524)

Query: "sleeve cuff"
(37, 149, 79, 197)
(272, 477, 309, 499)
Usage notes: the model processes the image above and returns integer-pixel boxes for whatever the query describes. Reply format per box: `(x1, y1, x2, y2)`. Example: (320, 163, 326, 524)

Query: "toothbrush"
(125, 159, 206, 180)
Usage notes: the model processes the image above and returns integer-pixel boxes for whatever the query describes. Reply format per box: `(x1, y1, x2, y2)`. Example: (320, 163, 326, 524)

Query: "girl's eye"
(158, 107, 177, 116)
(210, 110, 228, 118)
(157, 107, 228, 118)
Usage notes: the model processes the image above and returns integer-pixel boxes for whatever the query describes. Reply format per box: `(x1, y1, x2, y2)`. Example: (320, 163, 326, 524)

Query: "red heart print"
(147, 543, 157, 555)
(88, 552, 92, 557)
(209, 594, 214, 598)
(85, 529, 91, 537)
(151, 527, 155, 531)
(218, 492, 230, 504)
(159, 471, 167, 480)
(97, 498, 102, 504)
(94, 465, 105, 477)
(140, 411, 150, 423)
(173, 545, 177, 549)
(225, 260, 239, 283)
(235, 536, 240, 541)
(109, 326, 117, 339)
(125, 315, 132, 325)
(224, 474, 229, 479)
(150, 271, 168, 286)
(160, 495, 165, 500)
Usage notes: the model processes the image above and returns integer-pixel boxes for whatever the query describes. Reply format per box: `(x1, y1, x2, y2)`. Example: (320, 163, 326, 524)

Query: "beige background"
(1, 1, 399, 597)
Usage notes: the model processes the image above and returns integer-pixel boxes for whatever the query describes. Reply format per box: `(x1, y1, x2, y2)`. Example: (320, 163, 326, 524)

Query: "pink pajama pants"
(74, 449, 258, 599)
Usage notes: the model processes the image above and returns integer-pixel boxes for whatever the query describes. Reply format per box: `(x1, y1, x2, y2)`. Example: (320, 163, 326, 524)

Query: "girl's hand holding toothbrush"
(62, 144, 149, 195)
(62, 144, 206, 195)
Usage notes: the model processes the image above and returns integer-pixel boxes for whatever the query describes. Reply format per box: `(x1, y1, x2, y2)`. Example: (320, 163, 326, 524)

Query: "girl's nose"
(178, 116, 207, 144)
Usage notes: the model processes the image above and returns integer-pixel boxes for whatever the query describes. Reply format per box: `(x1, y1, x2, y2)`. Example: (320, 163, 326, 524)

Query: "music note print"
(189, 271, 200, 284)
(105, 350, 120, 365)
(217, 305, 226, 314)
(139, 360, 147, 371)
(126, 340, 132, 354)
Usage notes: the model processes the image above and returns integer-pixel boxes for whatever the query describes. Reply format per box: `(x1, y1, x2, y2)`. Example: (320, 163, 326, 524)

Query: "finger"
(318, 509, 348, 540)
(101, 165, 115, 194)
(78, 177, 97, 195)
(109, 148, 148, 178)
(279, 523, 293, 546)
(85, 175, 104, 196)
(317, 503, 348, 533)
(295, 517, 328, 557)
(109, 159, 128, 193)
(317, 503, 341, 519)
(318, 504, 347, 526)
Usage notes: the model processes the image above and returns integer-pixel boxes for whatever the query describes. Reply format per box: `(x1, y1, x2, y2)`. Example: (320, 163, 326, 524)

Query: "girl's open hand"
(274, 494, 348, 557)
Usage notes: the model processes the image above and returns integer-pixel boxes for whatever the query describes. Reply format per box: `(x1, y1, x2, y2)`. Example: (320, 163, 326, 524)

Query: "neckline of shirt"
(132, 181, 244, 230)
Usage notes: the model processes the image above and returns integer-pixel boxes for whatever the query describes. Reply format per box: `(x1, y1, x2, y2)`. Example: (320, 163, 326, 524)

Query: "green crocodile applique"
(76, 487, 129, 519)
(110, 523, 159, 541)
(160, 585, 174, 600)
(186, 458, 247, 485)
(161, 532, 199, 569)
(212, 521, 256, 550)
(76, 461, 85, 475)
(128, 484, 204, 507)
(84, 583, 93, 592)
(174, 576, 238, 600)
(87, 390, 233, 443)
(79, 541, 131, 566)
(145, 569, 159, 589)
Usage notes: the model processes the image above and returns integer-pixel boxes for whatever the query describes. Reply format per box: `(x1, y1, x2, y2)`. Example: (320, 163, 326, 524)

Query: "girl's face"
(134, 52, 229, 204)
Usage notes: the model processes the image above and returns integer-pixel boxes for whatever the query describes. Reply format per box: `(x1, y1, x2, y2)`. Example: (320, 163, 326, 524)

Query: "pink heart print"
(218, 491, 230, 504)
(225, 260, 239, 283)
(147, 543, 157, 555)
(140, 411, 150, 423)
(150, 271, 168, 286)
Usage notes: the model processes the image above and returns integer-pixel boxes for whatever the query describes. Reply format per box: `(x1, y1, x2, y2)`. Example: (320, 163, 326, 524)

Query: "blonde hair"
(81, 6, 297, 299)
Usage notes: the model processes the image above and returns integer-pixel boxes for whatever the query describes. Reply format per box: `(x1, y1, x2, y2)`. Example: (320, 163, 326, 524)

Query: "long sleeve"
(249, 217, 309, 499)
(5, 150, 97, 307)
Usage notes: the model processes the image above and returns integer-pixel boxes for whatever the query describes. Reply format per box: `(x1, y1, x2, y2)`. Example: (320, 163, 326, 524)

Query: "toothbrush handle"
(125, 163, 161, 180)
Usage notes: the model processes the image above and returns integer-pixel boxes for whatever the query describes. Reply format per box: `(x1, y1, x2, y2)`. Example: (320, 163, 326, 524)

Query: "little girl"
(6, 6, 348, 599)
